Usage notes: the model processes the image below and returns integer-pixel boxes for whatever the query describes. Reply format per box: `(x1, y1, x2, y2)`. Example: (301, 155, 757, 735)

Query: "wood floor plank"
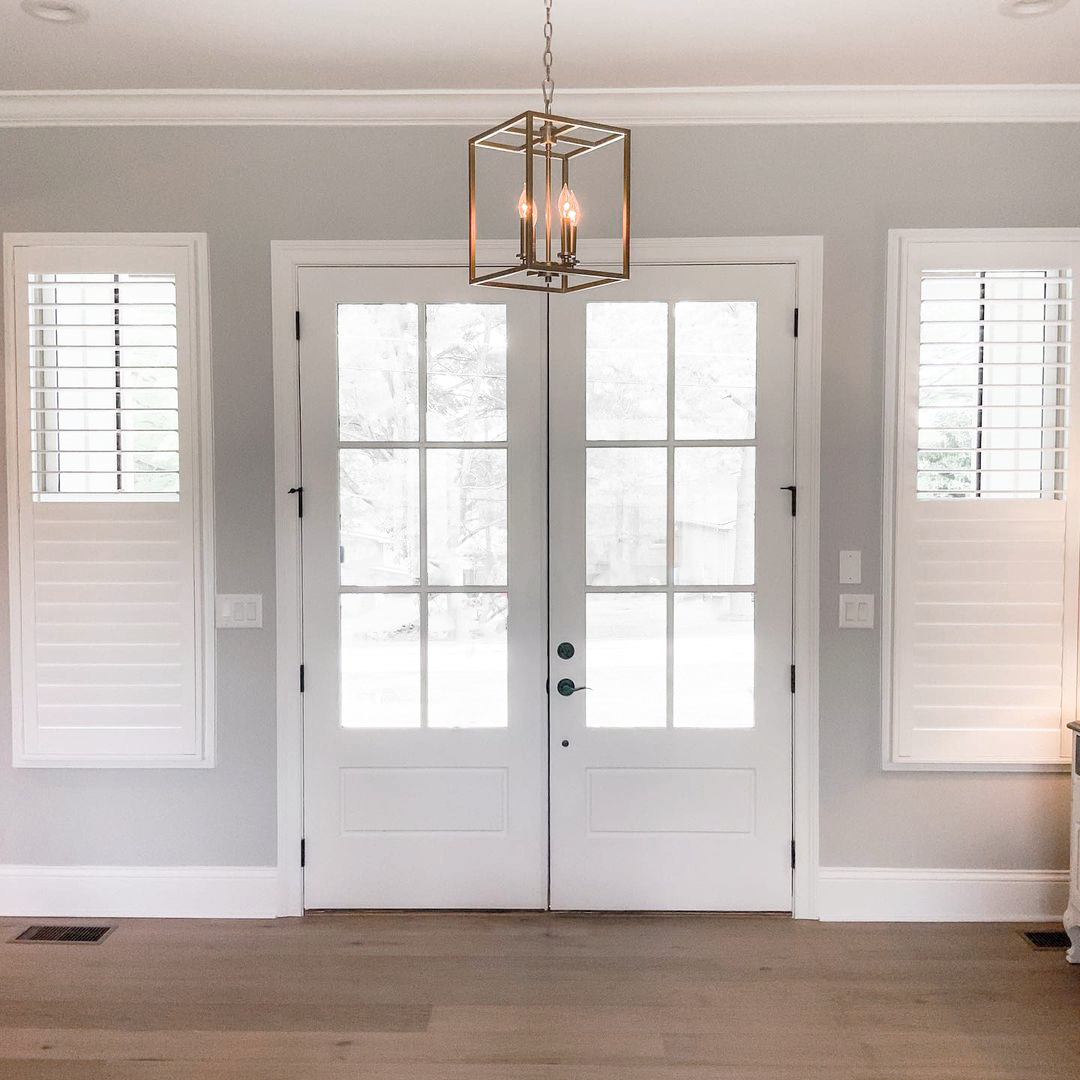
(1, 1028, 666, 1066)
(0, 1065, 894, 1080)
(0, 1001, 432, 1032)
(428, 1001, 835, 1034)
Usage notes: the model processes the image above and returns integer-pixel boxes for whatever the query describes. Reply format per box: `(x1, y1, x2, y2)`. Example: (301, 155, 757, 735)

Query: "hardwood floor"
(1, 913, 1078, 1078)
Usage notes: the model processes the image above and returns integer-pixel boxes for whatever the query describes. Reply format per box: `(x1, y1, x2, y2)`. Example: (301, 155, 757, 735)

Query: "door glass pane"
(340, 449, 419, 586)
(427, 449, 507, 586)
(586, 303, 667, 440)
(341, 593, 420, 728)
(674, 301, 756, 439)
(426, 304, 507, 441)
(673, 593, 754, 728)
(338, 304, 418, 441)
(428, 593, 508, 729)
(586, 594, 666, 728)
(675, 447, 755, 585)
(586, 447, 667, 585)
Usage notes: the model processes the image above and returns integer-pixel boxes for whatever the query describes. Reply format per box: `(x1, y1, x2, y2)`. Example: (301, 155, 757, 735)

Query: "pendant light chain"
(541, 0, 555, 113)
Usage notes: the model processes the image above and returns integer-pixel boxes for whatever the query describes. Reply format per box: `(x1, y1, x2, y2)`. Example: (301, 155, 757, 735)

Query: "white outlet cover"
(839, 550, 862, 585)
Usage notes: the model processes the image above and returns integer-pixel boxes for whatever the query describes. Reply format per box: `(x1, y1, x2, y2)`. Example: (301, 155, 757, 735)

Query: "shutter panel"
(5, 236, 213, 767)
(887, 233, 1080, 767)
(23, 503, 198, 760)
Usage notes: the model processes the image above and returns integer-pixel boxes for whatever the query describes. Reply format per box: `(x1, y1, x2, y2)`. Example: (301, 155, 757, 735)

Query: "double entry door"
(299, 258, 796, 911)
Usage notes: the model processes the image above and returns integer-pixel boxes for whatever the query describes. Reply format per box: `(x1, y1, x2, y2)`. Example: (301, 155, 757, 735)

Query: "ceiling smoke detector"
(21, 0, 89, 23)
(998, 0, 1070, 16)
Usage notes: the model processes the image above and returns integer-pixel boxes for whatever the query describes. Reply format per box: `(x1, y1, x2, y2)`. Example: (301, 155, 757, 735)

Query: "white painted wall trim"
(818, 867, 1070, 922)
(791, 239, 823, 919)
(271, 244, 305, 918)
(0, 865, 277, 919)
(272, 237, 823, 918)
(2, 85, 1079, 128)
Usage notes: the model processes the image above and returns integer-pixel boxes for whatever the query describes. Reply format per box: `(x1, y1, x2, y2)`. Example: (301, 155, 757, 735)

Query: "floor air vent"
(1021, 930, 1071, 949)
(11, 925, 114, 944)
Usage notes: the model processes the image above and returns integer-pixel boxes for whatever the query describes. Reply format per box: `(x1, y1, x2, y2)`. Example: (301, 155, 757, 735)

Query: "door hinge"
(790, 664, 796, 694)
(793, 308, 799, 338)
(288, 486, 304, 518)
(299, 664, 305, 693)
(791, 839, 796, 869)
(781, 485, 796, 516)
(295, 310, 301, 341)
(300, 838, 306, 867)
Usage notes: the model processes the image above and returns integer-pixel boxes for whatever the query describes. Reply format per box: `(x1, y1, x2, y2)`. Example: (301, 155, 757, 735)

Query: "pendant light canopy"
(468, 1, 631, 293)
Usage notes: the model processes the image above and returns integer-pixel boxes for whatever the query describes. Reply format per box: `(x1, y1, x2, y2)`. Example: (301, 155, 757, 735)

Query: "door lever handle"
(556, 678, 589, 696)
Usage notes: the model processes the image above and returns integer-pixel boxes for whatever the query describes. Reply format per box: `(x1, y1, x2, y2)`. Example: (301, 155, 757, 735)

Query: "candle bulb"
(517, 185, 535, 261)
(558, 183, 581, 262)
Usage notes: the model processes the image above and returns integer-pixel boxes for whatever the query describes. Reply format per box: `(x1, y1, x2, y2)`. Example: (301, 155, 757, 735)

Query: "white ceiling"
(2, 0, 1079, 94)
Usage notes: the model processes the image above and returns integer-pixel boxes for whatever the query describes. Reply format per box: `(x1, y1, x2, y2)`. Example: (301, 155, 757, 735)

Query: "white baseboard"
(818, 866, 1069, 922)
(0, 865, 279, 919)
(4, 863, 1064, 922)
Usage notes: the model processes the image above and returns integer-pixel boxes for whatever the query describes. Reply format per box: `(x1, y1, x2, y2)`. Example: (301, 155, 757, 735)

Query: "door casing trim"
(270, 237, 822, 917)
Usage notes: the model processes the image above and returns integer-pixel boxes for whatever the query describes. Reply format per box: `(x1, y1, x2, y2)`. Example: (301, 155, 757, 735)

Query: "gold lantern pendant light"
(469, 0, 631, 293)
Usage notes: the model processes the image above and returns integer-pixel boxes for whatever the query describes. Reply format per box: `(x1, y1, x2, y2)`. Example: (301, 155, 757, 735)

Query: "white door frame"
(270, 237, 823, 918)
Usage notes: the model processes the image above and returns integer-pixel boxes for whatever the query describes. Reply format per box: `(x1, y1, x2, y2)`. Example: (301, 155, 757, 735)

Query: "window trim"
(882, 227, 1080, 772)
(4, 233, 215, 768)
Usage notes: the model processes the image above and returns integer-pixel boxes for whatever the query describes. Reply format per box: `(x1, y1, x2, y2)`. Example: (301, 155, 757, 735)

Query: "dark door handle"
(556, 678, 589, 696)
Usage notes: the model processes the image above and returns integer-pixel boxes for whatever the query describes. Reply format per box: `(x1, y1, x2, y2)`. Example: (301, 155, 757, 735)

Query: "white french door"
(298, 268, 547, 908)
(298, 257, 796, 911)
(548, 263, 795, 910)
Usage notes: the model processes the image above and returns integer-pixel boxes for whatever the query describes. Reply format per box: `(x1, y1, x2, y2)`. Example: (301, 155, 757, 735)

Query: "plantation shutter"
(5, 235, 214, 767)
(887, 232, 1080, 767)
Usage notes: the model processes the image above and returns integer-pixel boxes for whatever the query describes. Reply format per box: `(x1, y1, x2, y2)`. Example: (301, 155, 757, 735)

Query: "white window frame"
(4, 233, 215, 767)
(883, 227, 1080, 771)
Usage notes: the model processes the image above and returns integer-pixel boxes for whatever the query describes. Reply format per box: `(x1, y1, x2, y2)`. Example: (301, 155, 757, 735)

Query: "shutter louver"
(888, 233, 1080, 768)
(916, 270, 1069, 501)
(6, 237, 213, 768)
(28, 273, 180, 499)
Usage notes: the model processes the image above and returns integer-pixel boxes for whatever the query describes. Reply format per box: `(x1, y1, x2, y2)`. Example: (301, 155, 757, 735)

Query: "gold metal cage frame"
(468, 110, 631, 294)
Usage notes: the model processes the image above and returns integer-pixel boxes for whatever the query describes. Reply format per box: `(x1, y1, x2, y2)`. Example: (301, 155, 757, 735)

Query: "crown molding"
(0, 85, 1078, 128)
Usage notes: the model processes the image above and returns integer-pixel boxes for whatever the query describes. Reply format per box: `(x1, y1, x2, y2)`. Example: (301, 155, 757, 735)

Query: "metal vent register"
(1021, 930, 1071, 949)
(11, 925, 114, 944)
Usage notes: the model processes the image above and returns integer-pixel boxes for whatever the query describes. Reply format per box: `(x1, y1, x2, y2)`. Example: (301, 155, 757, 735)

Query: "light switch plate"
(839, 550, 862, 584)
(839, 593, 874, 629)
(216, 594, 263, 629)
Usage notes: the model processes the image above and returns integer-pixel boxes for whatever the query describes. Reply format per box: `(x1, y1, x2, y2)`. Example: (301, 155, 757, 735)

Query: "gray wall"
(1, 123, 1076, 871)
